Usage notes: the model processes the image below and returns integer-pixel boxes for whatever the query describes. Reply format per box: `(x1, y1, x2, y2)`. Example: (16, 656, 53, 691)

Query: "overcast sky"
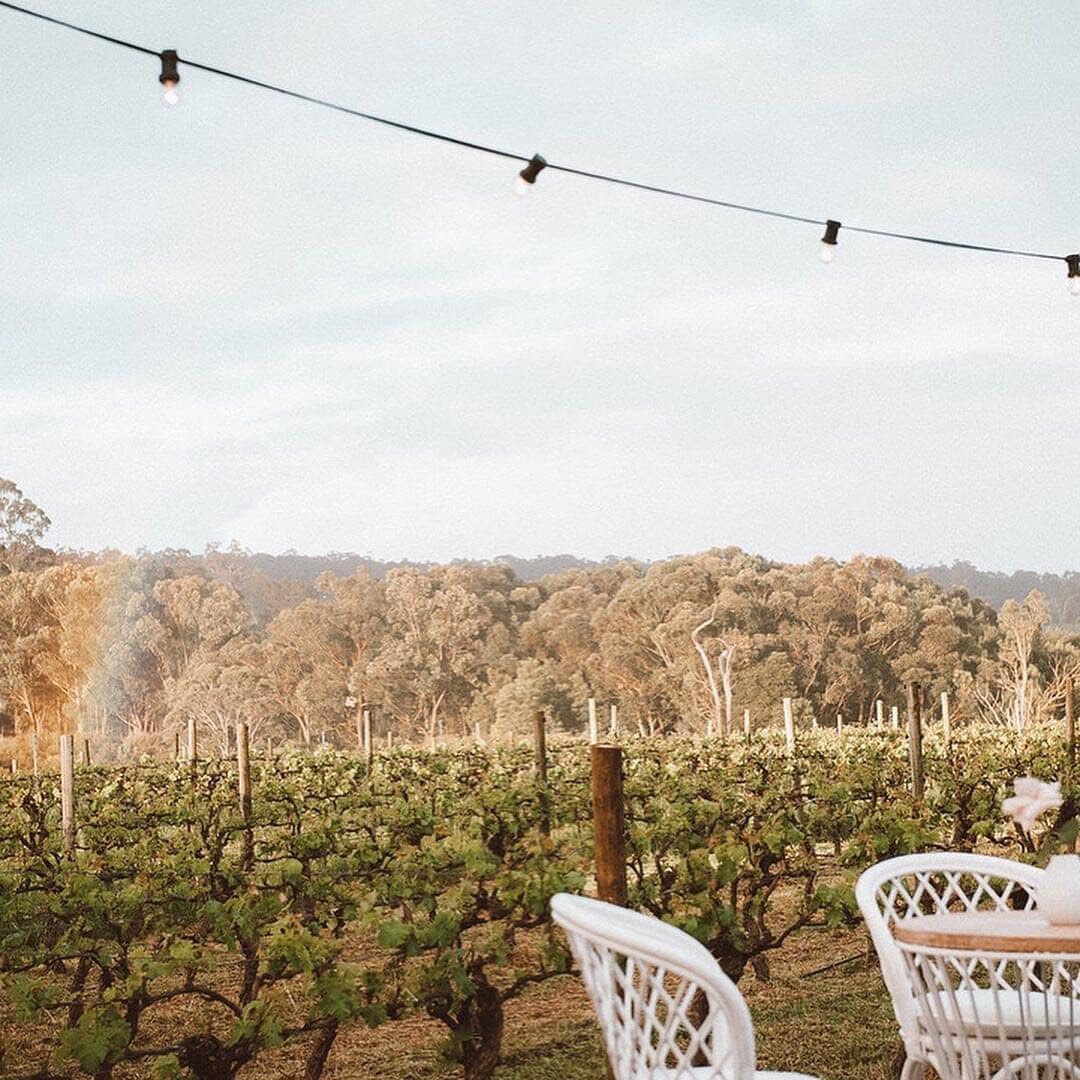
(2, 2, 1078, 571)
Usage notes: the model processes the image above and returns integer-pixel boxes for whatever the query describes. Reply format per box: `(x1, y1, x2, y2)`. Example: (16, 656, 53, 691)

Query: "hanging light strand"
(0, 0, 1073, 282)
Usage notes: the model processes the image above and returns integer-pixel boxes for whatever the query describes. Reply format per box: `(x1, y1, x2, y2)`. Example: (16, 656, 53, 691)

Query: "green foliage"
(0, 725, 1074, 1078)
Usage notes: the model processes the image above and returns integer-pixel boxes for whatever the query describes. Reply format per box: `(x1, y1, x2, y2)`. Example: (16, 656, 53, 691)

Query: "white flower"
(1002, 777, 1063, 836)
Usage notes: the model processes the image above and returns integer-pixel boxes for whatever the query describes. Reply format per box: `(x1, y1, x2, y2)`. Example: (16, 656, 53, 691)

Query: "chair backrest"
(855, 852, 1044, 1057)
(551, 892, 757, 1080)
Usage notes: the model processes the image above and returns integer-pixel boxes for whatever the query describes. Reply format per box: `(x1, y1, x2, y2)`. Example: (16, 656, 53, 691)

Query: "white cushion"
(645, 1070, 818, 1078)
(922, 988, 1070, 1036)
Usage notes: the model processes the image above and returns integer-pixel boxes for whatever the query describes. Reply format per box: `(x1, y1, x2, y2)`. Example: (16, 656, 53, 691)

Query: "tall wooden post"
(534, 711, 548, 783)
(587, 698, 598, 744)
(31, 729, 39, 777)
(890, 705, 900, 730)
(187, 715, 198, 766)
(82, 738, 91, 767)
(363, 707, 373, 771)
(876, 699, 884, 728)
(236, 721, 253, 869)
(836, 712, 843, 733)
(534, 710, 550, 836)
(782, 697, 796, 755)
(907, 683, 924, 800)
(941, 691, 951, 743)
(1067, 678, 1076, 768)
(590, 744, 627, 906)
(236, 722, 252, 818)
(609, 703, 619, 738)
(59, 734, 75, 855)
(743, 708, 751, 737)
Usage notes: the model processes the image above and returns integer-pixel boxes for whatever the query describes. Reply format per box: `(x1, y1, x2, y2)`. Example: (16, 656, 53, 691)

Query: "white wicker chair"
(856, 852, 1045, 1080)
(551, 893, 820, 1080)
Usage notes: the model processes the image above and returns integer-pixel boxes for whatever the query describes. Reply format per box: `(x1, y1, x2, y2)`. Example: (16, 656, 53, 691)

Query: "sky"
(2, 2, 1079, 572)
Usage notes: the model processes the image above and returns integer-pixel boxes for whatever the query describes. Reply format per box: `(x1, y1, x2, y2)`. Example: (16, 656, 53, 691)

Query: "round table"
(895, 910, 1080, 1079)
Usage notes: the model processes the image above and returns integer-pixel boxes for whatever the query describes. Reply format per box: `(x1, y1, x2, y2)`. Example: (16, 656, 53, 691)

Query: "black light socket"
(518, 154, 547, 185)
(159, 49, 180, 87)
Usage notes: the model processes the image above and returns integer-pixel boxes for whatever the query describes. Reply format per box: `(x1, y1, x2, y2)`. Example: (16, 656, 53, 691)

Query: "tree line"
(0, 477, 1076, 761)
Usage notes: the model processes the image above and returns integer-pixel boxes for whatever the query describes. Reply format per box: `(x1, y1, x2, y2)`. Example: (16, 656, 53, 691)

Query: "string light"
(819, 220, 841, 264)
(0, 0, 1076, 295)
(514, 154, 547, 196)
(159, 49, 180, 106)
(1068, 255, 1080, 296)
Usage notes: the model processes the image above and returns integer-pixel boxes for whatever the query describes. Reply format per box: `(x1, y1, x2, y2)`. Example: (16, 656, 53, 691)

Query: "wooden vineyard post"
(534, 711, 550, 837)
(82, 738, 91, 768)
(355, 707, 364, 753)
(743, 708, 751, 737)
(363, 707, 374, 771)
(236, 722, 254, 870)
(1067, 678, 1076, 769)
(534, 711, 548, 783)
(174, 732, 181, 761)
(587, 698, 598, 744)
(609, 703, 619, 738)
(386, 730, 393, 751)
(876, 699, 884, 728)
(31, 728, 39, 777)
(782, 697, 796, 755)
(836, 712, 843, 733)
(890, 705, 900, 730)
(59, 734, 75, 856)
(590, 744, 627, 906)
(907, 683, 924, 800)
(187, 715, 198, 768)
(10, 759, 16, 775)
(810, 713, 818, 731)
(941, 691, 951, 743)
(474, 721, 483, 746)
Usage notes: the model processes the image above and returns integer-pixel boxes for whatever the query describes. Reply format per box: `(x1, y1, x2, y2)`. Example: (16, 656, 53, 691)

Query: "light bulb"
(1069, 256, 1080, 295)
(159, 49, 180, 107)
(819, 219, 841, 263)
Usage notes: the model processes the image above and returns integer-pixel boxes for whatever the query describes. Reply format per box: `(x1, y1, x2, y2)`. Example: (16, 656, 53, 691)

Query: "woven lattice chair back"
(551, 893, 757, 1080)
(856, 853, 1045, 1076)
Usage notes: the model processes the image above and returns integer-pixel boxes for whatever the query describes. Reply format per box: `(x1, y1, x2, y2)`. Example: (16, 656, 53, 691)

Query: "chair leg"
(898, 1057, 926, 1080)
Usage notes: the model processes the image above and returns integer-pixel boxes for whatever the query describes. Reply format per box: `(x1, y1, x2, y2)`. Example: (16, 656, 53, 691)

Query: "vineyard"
(0, 721, 1074, 1079)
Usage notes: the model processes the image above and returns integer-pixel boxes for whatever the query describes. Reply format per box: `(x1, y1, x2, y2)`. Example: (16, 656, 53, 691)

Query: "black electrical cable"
(0, 0, 1069, 266)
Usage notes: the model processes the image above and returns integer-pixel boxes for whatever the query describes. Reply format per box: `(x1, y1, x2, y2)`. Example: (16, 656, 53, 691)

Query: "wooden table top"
(894, 910, 1080, 954)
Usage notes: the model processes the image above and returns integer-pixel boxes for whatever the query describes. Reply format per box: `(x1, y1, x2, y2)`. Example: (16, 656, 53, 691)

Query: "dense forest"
(1, 476, 1077, 762)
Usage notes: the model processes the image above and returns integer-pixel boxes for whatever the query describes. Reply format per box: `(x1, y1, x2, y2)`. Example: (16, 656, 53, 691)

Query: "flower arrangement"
(1002, 777, 1063, 840)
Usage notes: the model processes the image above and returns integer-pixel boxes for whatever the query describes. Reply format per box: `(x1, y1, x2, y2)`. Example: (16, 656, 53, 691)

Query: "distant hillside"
(142, 547, 1080, 630)
(198, 550, 613, 585)
(914, 561, 1080, 630)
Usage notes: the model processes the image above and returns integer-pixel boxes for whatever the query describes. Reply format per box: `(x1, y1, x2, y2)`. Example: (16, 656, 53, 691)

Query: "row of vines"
(0, 724, 1074, 1079)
